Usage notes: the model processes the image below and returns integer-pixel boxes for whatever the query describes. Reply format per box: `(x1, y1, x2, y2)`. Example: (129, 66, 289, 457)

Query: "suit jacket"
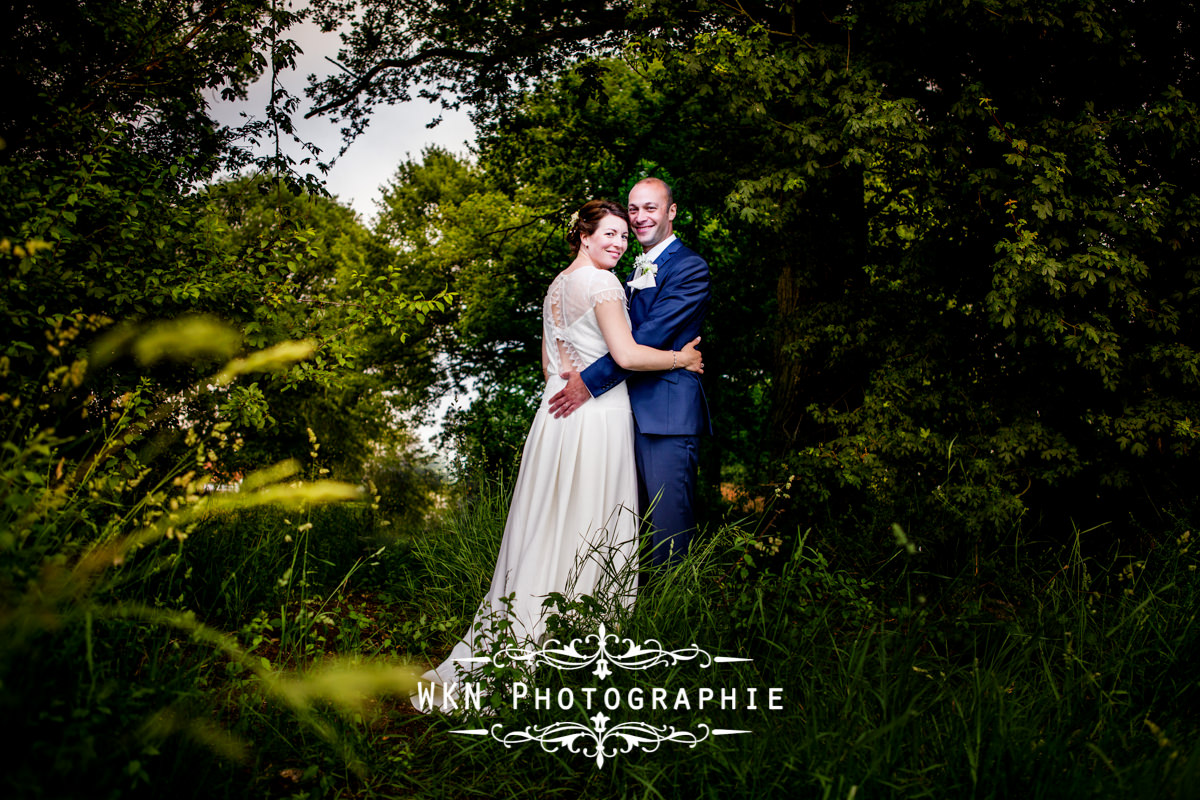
(581, 238, 712, 436)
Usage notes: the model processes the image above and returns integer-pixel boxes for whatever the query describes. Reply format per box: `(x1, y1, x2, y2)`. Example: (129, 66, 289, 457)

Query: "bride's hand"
(676, 337, 704, 373)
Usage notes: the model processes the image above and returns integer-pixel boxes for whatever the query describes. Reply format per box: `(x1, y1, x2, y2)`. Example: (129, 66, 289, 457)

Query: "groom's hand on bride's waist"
(549, 371, 591, 418)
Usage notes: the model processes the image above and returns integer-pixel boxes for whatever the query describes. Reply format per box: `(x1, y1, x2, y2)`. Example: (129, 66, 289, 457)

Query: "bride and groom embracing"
(415, 178, 710, 706)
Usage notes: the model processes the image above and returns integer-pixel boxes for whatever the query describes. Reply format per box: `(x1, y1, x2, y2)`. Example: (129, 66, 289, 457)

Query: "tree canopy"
(1, 1, 449, 487)
(316, 0, 1200, 561)
(4, 0, 1196, 567)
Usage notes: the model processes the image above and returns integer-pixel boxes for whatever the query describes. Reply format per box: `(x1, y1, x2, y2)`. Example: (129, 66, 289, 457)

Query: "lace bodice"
(543, 267, 629, 375)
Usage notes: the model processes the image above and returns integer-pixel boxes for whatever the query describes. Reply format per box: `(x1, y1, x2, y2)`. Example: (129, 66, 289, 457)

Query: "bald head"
(633, 177, 674, 207)
(627, 178, 677, 251)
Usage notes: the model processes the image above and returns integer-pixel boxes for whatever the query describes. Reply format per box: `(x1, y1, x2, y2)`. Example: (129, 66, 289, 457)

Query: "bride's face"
(580, 213, 629, 270)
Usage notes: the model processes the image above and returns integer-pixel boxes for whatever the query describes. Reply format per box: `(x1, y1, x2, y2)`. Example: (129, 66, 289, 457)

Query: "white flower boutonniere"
(627, 253, 657, 290)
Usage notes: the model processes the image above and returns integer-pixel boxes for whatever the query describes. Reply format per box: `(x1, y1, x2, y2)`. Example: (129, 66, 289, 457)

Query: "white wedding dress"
(415, 266, 638, 707)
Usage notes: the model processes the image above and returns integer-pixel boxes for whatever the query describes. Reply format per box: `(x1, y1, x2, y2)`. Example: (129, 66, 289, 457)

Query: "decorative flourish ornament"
(448, 624, 763, 768)
(456, 622, 749, 680)
(454, 719, 749, 768)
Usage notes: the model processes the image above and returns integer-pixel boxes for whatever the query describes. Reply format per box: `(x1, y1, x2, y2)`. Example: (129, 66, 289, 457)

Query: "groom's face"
(627, 181, 676, 251)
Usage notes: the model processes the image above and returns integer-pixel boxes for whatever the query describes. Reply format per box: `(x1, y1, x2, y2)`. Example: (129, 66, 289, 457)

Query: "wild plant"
(0, 315, 416, 795)
(402, 482, 1198, 799)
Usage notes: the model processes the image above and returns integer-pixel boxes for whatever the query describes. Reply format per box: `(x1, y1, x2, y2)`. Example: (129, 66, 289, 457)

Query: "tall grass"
(5, 365, 1197, 800)
(370, 482, 1199, 799)
(0, 319, 413, 799)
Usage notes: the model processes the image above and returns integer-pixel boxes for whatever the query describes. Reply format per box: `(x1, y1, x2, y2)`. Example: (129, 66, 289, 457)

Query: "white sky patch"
(207, 17, 476, 221)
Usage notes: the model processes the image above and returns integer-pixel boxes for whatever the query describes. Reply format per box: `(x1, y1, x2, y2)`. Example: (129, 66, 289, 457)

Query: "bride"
(413, 199, 703, 709)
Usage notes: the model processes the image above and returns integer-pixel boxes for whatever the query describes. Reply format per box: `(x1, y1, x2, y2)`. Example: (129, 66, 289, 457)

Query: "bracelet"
(672, 351, 677, 370)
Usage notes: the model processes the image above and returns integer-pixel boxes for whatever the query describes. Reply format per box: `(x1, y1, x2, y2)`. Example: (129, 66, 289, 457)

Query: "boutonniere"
(627, 254, 657, 290)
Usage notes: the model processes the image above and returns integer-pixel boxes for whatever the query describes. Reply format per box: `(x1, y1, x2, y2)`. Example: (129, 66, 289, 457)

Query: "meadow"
(4, 463, 1196, 799)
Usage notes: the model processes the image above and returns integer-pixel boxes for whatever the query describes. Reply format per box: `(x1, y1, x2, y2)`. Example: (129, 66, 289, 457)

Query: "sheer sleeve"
(589, 269, 627, 308)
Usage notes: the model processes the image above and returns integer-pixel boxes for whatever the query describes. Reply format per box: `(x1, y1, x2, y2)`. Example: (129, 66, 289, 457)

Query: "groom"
(549, 177, 711, 567)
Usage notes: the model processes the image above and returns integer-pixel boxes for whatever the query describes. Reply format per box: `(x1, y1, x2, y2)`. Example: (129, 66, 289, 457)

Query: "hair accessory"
(567, 210, 580, 231)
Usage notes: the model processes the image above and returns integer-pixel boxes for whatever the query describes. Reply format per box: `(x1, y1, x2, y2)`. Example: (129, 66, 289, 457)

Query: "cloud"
(208, 18, 476, 220)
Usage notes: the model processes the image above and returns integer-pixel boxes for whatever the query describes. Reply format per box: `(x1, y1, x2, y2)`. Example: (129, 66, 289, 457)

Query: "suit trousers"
(634, 425, 699, 567)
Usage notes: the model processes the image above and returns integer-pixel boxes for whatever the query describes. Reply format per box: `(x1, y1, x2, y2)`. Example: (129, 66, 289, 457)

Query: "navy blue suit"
(581, 238, 711, 566)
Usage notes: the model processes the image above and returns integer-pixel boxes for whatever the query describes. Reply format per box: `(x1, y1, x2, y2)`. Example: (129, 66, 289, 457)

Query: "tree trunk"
(769, 164, 867, 456)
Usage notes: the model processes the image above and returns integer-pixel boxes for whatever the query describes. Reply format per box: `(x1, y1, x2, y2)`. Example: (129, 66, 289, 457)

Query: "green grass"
(3, 470, 1198, 799)
(266, 488, 1200, 799)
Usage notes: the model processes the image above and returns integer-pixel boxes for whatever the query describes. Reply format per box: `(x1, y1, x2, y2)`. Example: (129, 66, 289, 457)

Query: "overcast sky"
(208, 19, 476, 222)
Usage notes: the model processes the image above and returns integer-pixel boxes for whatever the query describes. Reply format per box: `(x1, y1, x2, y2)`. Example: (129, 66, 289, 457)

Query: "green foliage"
(360, 475, 1200, 799)
(157, 504, 374, 627)
(0, 6, 449, 797)
(375, 147, 560, 386)
(5, 321, 1198, 798)
(3, 2, 450, 484)
(391, 475, 511, 631)
(0, 317, 390, 798)
(373, 147, 567, 475)
(3, 0, 319, 180)
(197, 176, 453, 477)
(440, 377, 543, 479)
(5, 1, 1200, 794)
(362, 427, 444, 534)
(317, 1, 1200, 562)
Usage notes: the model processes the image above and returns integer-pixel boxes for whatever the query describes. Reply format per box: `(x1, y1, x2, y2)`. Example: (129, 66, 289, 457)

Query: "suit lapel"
(627, 239, 683, 285)
(628, 239, 683, 324)
(654, 239, 684, 272)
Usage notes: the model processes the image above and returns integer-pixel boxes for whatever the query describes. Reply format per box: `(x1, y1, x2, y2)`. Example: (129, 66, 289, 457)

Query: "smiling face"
(579, 212, 630, 270)
(627, 179, 677, 251)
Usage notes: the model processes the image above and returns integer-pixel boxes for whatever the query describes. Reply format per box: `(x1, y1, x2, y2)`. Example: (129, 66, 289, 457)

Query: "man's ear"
(668, 203, 677, 221)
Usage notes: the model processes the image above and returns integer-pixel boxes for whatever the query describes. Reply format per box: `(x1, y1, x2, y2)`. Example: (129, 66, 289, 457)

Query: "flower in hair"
(567, 210, 580, 231)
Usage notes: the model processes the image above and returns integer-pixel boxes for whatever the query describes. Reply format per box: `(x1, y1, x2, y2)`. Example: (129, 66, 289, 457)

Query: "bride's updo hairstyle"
(566, 199, 631, 255)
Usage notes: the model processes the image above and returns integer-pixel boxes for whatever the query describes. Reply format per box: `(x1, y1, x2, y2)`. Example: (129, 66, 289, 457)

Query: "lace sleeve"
(589, 269, 627, 308)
